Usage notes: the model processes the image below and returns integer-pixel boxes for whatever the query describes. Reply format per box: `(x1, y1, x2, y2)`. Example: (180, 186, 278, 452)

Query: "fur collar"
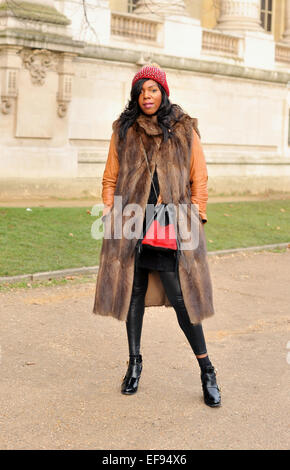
(136, 109, 194, 138)
(136, 114, 162, 136)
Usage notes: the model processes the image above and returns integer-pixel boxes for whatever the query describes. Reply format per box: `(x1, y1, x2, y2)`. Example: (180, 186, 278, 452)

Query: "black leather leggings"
(126, 264, 208, 357)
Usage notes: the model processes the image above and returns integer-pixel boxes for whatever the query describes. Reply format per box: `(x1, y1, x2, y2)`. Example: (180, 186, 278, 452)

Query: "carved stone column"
(0, 46, 22, 115)
(0, 1, 82, 121)
(134, 0, 188, 18)
(282, 0, 290, 42)
(215, 0, 263, 32)
(56, 53, 75, 118)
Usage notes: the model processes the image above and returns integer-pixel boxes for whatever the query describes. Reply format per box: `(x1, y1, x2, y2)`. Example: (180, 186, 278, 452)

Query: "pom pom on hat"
(132, 63, 170, 96)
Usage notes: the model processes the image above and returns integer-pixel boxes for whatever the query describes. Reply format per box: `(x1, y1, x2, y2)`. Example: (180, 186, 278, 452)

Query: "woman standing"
(93, 64, 221, 407)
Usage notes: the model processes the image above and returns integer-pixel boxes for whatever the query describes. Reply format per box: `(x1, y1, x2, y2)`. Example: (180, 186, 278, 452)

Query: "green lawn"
(205, 200, 290, 250)
(0, 200, 289, 277)
(0, 207, 102, 277)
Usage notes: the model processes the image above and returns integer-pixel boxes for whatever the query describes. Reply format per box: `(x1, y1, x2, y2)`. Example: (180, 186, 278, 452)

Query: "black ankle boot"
(201, 366, 221, 407)
(121, 354, 143, 395)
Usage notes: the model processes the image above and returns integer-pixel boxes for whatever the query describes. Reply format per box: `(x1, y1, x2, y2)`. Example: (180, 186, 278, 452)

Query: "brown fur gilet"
(93, 112, 215, 324)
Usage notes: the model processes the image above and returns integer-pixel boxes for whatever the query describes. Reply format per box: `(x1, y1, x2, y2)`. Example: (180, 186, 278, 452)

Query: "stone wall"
(1, 0, 290, 199)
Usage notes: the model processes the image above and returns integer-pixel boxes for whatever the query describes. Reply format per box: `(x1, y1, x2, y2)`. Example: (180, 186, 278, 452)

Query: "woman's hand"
(101, 205, 112, 223)
(102, 205, 112, 217)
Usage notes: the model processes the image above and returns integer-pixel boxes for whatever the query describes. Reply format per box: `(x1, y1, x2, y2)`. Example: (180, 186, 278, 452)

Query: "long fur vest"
(93, 111, 215, 324)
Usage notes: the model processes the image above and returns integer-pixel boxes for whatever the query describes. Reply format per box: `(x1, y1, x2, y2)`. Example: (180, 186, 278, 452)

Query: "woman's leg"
(121, 263, 149, 395)
(158, 270, 208, 358)
(158, 269, 221, 407)
(126, 264, 149, 357)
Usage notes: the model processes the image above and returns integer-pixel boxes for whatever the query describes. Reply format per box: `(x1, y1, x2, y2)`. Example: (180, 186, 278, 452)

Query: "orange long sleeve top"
(102, 128, 208, 222)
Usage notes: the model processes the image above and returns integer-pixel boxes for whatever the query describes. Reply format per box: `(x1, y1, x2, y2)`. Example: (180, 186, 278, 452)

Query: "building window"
(260, 0, 273, 32)
(128, 0, 138, 14)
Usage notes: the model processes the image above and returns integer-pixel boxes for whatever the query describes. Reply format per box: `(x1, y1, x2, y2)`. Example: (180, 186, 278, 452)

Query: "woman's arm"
(189, 129, 209, 223)
(102, 132, 119, 216)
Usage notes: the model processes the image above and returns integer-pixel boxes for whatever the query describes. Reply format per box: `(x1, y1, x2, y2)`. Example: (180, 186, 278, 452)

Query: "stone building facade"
(0, 0, 290, 199)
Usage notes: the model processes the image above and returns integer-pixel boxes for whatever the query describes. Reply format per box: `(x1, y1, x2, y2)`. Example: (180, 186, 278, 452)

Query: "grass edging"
(0, 266, 98, 284)
(207, 242, 290, 256)
(1, 242, 289, 285)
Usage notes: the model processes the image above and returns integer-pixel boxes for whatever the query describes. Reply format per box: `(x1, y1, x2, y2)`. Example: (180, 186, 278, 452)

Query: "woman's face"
(138, 79, 162, 115)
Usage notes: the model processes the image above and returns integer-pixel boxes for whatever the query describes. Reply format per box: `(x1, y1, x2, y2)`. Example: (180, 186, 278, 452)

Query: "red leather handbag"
(141, 203, 177, 251)
(137, 138, 178, 253)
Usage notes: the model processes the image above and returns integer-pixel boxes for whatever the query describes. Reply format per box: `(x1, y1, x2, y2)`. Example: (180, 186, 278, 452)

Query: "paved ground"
(0, 250, 289, 450)
(1, 193, 290, 207)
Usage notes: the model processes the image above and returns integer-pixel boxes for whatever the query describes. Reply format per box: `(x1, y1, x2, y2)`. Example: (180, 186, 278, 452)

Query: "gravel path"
(0, 250, 289, 450)
(1, 193, 290, 207)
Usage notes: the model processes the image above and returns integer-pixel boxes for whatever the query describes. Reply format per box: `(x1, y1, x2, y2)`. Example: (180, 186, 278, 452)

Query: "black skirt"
(136, 168, 177, 272)
(136, 245, 177, 272)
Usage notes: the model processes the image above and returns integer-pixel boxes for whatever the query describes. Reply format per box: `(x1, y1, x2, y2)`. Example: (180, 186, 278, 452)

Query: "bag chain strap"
(140, 137, 159, 203)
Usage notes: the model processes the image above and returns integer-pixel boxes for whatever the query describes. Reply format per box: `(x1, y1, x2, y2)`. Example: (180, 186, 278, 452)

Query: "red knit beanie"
(132, 64, 170, 96)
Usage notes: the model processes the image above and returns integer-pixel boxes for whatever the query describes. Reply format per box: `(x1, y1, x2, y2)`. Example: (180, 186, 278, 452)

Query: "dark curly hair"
(118, 78, 184, 142)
